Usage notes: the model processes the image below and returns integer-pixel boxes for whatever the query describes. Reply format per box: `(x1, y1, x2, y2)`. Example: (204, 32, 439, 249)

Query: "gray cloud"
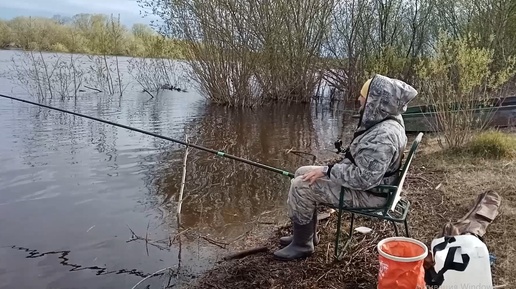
(0, 0, 158, 27)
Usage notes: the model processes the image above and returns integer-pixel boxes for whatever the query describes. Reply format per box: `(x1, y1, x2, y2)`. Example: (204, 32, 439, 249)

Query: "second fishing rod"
(0, 94, 296, 178)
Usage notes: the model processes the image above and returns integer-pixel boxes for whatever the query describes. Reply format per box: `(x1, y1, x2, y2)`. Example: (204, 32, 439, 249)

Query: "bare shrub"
(83, 54, 128, 96)
(82, 15, 127, 97)
(323, 0, 436, 102)
(140, 0, 334, 107)
(252, 0, 333, 104)
(52, 53, 86, 99)
(127, 57, 188, 98)
(180, 0, 263, 107)
(10, 51, 85, 101)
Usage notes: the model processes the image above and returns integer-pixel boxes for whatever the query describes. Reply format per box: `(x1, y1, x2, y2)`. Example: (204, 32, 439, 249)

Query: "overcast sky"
(0, 0, 158, 27)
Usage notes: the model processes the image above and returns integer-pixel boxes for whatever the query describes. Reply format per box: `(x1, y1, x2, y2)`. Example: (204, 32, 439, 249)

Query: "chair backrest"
(389, 132, 424, 211)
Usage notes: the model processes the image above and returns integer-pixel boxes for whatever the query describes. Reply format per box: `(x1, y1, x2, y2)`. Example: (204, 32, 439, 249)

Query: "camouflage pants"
(287, 166, 388, 225)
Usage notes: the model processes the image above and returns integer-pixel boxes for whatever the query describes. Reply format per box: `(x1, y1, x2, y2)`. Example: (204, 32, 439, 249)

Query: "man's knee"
(290, 175, 309, 191)
(294, 166, 309, 177)
(287, 177, 316, 224)
(289, 176, 342, 209)
(288, 176, 308, 202)
(294, 165, 322, 177)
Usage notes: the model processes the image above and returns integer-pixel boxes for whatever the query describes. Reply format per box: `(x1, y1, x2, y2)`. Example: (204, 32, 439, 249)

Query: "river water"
(0, 50, 356, 288)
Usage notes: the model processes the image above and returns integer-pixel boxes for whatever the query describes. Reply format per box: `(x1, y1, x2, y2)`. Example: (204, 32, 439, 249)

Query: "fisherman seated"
(274, 74, 418, 261)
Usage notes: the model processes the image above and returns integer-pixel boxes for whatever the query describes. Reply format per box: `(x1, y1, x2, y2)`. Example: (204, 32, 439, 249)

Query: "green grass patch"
(462, 131, 516, 159)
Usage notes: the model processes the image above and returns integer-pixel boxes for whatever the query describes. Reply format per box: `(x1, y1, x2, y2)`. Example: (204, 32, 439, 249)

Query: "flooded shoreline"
(0, 50, 356, 288)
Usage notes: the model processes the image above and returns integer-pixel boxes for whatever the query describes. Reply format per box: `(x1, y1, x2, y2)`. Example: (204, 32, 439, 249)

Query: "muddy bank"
(183, 135, 516, 289)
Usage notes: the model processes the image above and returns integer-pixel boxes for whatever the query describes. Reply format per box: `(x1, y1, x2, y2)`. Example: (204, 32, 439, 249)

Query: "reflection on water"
(150, 103, 323, 239)
(10, 245, 149, 278)
(0, 50, 355, 289)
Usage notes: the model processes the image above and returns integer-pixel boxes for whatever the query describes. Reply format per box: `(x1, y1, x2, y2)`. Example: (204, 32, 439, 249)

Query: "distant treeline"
(0, 14, 186, 58)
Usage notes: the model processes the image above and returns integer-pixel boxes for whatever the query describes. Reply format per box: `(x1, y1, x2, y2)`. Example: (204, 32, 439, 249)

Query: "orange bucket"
(377, 237, 427, 289)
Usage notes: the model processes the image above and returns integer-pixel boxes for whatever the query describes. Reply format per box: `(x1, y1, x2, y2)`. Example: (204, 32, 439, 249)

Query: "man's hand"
(301, 168, 325, 185)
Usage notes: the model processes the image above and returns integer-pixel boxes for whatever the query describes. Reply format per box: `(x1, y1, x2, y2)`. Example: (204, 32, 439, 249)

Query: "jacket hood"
(356, 74, 418, 133)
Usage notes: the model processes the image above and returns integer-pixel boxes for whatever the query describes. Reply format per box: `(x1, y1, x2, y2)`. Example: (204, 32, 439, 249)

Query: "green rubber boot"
(279, 211, 319, 246)
(273, 217, 315, 261)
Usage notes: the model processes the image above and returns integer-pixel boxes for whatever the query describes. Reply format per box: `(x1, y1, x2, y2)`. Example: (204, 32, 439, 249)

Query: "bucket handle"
(425, 237, 471, 287)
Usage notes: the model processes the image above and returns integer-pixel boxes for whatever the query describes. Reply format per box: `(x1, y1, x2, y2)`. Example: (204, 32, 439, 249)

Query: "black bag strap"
(424, 237, 471, 287)
(341, 116, 403, 179)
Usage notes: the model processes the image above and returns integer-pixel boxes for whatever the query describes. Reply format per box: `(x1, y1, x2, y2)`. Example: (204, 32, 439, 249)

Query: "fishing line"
(0, 93, 295, 178)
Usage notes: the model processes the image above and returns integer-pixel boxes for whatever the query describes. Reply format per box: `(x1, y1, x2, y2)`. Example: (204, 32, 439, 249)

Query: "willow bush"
(3, 0, 516, 108)
(253, 0, 333, 104)
(416, 33, 516, 149)
(128, 57, 187, 97)
(183, 0, 262, 107)
(138, 0, 334, 107)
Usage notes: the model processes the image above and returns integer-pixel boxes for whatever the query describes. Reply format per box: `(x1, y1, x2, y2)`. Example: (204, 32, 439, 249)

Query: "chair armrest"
(374, 185, 398, 192)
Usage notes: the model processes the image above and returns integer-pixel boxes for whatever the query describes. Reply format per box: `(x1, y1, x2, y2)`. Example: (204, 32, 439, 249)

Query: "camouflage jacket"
(328, 74, 418, 190)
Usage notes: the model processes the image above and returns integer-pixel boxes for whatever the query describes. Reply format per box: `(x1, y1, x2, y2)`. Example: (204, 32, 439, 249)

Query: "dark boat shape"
(403, 95, 516, 115)
(402, 104, 516, 132)
(351, 96, 516, 132)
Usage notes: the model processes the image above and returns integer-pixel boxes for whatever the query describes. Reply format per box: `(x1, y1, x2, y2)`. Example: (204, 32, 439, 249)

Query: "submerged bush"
(464, 131, 516, 159)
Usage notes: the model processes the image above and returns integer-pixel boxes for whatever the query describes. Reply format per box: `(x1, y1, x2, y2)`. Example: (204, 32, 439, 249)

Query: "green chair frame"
(332, 132, 424, 259)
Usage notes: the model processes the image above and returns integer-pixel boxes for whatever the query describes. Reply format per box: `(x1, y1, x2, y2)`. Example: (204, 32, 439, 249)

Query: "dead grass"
(184, 132, 516, 289)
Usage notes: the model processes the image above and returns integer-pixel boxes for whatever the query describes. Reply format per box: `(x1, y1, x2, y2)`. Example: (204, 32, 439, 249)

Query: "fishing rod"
(0, 93, 295, 178)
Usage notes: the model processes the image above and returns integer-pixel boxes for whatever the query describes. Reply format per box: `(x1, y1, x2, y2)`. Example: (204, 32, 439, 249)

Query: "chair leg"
(348, 213, 355, 239)
(391, 221, 399, 236)
(335, 188, 346, 260)
(334, 207, 343, 259)
(345, 213, 355, 246)
(404, 218, 410, 237)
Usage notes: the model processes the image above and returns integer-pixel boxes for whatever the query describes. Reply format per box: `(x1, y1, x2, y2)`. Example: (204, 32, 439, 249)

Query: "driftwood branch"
(200, 236, 229, 249)
(285, 148, 317, 164)
(125, 137, 229, 258)
(126, 225, 170, 251)
(142, 89, 155, 98)
(83, 85, 102, 93)
(130, 267, 175, 289)
(409, 174, 433, 185)
(222, 246, 268, 260)
(176, 134, 189, 273)
(222, 210, 335, 261)
(171, 228, 190, 244)
(177, 134, 189, 225)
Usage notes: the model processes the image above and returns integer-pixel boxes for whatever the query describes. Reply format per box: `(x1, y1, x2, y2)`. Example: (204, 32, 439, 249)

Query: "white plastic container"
(430, 235, 493, 288)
